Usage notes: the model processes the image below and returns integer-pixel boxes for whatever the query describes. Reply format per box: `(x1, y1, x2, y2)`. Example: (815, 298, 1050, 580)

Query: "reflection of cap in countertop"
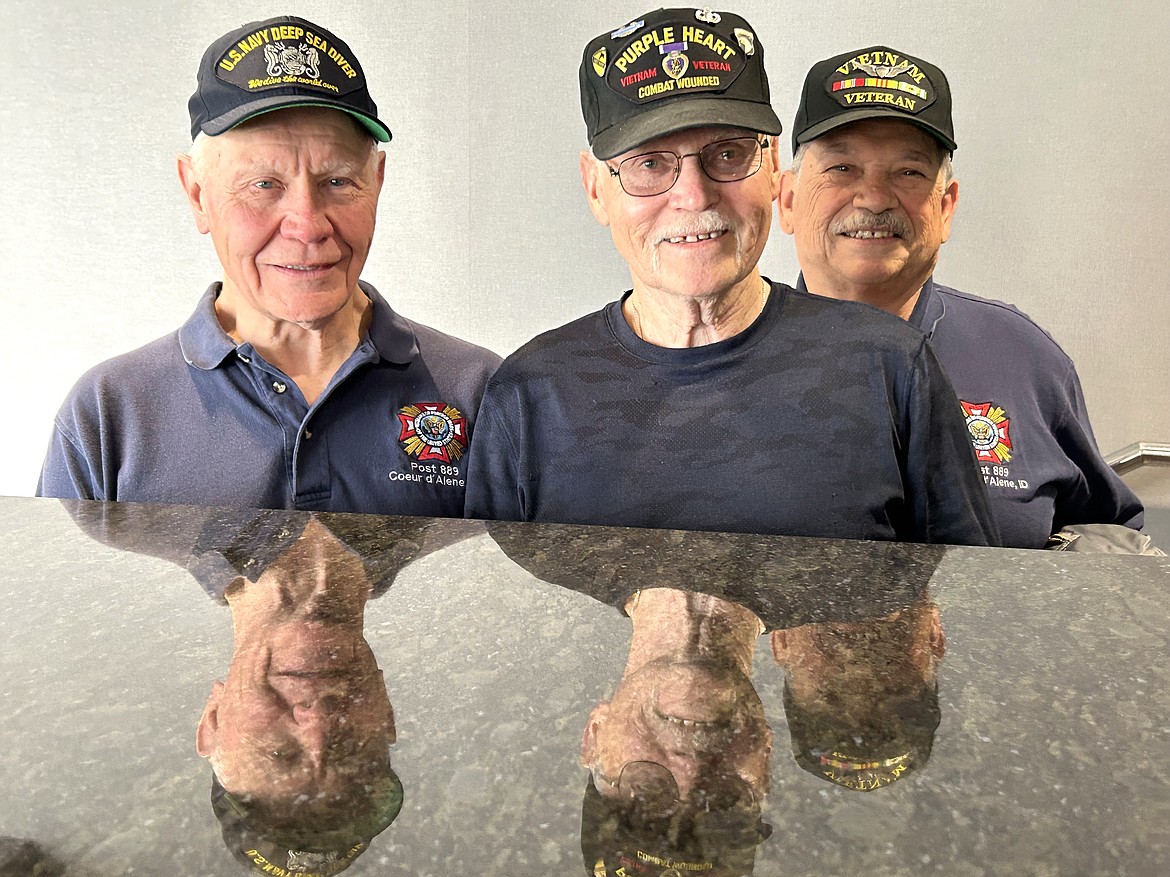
(579, 776, 770, 877)
(211, 768, 402, 876)
(579, 7, 782, 159)
(783, 671, 940, 791)
(188, 15, 391, 142)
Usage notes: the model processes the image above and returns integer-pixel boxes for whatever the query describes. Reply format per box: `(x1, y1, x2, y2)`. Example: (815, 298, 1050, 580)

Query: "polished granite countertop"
(1, 496, 1167, 876)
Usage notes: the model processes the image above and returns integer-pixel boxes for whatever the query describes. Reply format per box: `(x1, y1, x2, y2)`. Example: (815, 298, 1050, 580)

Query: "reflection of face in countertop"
(772, 596, 945, 792)
(196, 517, 400, 873)
(580, 587, 772, 877)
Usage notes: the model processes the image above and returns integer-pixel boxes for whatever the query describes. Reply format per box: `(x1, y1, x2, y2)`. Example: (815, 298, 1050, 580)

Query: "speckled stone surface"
(1, 497, 1167, 876)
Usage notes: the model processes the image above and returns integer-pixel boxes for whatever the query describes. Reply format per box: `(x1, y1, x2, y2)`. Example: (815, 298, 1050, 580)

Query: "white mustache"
(654, 210, 734, 244)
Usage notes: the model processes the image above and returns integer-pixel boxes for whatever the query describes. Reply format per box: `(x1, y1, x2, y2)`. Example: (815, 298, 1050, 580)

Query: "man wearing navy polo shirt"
(777, 46, 1143, 548)
(38, 16, 499, 515)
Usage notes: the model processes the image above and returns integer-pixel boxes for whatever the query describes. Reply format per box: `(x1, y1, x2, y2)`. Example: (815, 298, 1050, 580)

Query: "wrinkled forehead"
(809, 117, 945, 161)
(222, 104, 374, 144)
(614, 123, 761, 158)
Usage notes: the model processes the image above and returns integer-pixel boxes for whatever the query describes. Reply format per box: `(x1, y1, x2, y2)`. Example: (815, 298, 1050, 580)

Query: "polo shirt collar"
(794, 273, 944, 338)
(178, 281, 419, 370)
(360, 281, 419, 365)
(178, 284, 236, 370)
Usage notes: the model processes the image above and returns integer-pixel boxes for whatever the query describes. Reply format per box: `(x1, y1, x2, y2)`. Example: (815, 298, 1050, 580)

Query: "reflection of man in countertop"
(772, 592, 944, 791)
(777, 45, 1143, 548)
(580, 587, 772, 876)
(466, 8, 996, 547)
(38, 15, 499, 515)
(197, 517, 401, 875)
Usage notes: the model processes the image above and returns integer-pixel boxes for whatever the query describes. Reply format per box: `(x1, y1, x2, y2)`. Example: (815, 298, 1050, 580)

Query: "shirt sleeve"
(901, 339, 1001, 547)
(463, 381, 526, 522)
(37, 417, 104, 501)
(1050, 360, 1144, 531)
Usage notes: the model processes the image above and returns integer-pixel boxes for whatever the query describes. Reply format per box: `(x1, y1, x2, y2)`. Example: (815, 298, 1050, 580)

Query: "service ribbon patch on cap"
(818, 750, 912, 791)
(215, 22, 363, 96)
(606, 22, 748, 104)
(824, 49, 936, 115)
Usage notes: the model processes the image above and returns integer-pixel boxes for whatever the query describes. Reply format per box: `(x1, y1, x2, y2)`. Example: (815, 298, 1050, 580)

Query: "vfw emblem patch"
(960, 401, 1013, 463)
(397, 403, 466, 464)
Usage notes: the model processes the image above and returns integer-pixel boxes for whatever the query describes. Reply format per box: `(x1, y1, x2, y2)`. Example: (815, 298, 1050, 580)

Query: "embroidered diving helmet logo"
(960, 401, 1013, 463)
(397, 403, 467, 464)
(264, 41, 321, 78)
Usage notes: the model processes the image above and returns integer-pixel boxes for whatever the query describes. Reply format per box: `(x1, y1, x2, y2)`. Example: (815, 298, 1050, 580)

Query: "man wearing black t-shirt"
(465, 8, 997, 546)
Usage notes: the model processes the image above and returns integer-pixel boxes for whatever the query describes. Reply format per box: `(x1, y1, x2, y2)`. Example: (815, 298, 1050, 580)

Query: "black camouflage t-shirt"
(465, 281, 997, 546)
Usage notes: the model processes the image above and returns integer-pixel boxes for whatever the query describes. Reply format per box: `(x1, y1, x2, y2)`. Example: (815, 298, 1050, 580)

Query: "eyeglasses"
(608, 136, 769, 197)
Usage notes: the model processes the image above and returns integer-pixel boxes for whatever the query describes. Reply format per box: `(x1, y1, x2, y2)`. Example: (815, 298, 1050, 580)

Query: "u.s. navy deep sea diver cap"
(791, 45, 955, 154)
(580, 7, 783, 160)
(188, 15, 391, 142)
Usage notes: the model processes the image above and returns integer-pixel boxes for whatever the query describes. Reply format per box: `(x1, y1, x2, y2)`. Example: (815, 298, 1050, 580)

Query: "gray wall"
(2, 0, 1167, 497)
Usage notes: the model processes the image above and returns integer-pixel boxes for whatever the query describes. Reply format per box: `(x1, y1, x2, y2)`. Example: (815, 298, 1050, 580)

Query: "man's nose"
(851, 173, 898, 214)
(667, 153, 720, 211)
(280, 184, 332, 243)
(292, 695, 343, 759)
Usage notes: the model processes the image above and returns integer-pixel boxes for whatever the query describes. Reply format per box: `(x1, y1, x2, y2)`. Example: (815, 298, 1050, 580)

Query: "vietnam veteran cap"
(783, 681, 940, 792)
(189, 16, 391, 142)
(791, 45, 955, 155)
(580, 7, 783, 159)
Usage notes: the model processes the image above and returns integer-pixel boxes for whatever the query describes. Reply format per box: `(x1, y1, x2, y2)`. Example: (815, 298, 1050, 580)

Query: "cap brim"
(591, 98, 782, 160)
(200, 94, 392, 142)
(796, 108, 955, 153)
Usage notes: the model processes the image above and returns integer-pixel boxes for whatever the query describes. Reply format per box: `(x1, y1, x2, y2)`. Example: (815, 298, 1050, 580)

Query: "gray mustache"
(830, 212, 911, 238)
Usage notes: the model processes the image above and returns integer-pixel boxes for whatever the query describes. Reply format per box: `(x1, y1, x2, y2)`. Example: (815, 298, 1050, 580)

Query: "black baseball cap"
(210, 766, 403, 875)
(580, 7, 783, 159)
(580, 776, 771, 877)
(188, 16, 391, 142)
(783, 681, 940, 792)
(791, 45, 955, 155)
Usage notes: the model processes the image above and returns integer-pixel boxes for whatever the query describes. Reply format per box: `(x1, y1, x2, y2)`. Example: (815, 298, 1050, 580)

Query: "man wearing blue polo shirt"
(38, 16, 498, 515)
(777, 45, 1143, 548)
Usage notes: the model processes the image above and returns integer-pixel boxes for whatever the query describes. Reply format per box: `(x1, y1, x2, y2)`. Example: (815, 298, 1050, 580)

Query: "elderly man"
(465, 9, 996, 545)
(777, 46, 1143, 548)
(37, 16, 499, 515)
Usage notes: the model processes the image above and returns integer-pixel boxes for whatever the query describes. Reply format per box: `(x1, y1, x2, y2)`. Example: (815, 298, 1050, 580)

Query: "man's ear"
(769, 629, 790, 665)
(374, 148, 386, 195)
(580, 701, 611, 766)
(579, 150, 612, 227)
(777, 170, 798, 236)
(195, 680, 225, 757)
(376, 670, 397, 745)
(177, 153, 211, 235)
(928, 604, 947, 660)
(939, 178, 959, 245)
(765, 136, 782, 201)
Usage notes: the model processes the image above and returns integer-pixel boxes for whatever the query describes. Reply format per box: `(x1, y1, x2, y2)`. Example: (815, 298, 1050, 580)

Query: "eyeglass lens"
(616, 137, 765, 196)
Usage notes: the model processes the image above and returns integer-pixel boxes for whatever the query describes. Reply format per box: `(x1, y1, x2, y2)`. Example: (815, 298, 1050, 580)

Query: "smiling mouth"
(840, 229, 899, 240)
(275, 263, 335, 271)
(663, 228, 727, 244)
(654, 707, 723, 729)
